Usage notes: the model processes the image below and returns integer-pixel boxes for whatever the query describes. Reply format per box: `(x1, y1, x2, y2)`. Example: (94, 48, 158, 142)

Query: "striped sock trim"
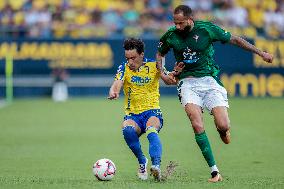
(146, 126, 158, 136)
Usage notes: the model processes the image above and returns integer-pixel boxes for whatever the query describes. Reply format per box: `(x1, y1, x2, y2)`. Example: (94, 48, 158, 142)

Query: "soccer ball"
(92, 158, 116, 181)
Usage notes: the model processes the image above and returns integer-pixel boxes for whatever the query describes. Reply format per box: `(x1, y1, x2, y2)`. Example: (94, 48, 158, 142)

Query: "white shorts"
(177, 76, 229, 112)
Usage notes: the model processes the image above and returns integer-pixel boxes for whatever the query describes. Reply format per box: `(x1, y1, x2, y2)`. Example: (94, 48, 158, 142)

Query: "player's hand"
(172, 62, 185, 76)
(168, 72, 179, 84)
(161, 73, 178, 85)
(108, 91, 119, 100)
(260, 51, 273, 63)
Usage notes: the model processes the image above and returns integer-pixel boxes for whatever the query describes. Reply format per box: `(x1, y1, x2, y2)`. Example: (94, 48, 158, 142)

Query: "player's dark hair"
(123, 38, 145, 54)
(174, 5, 193, 18)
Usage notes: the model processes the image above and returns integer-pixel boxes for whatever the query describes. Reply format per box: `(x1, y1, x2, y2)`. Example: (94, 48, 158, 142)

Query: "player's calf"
(146, 126, 162, 166)
(146, 126, 162, 181)
(217, 128, 231, 144)
(122, 126, 146, 164)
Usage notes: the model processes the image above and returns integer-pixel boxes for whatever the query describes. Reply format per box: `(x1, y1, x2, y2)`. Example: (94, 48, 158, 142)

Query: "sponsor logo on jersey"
(183, 47, 199, 64)
(131, 76, 151, 85)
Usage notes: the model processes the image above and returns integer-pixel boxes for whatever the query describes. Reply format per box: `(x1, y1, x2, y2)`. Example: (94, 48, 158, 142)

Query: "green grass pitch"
(0, 97, 283, 189)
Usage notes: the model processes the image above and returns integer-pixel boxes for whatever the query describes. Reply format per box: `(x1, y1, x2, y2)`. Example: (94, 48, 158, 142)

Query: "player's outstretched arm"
(156, 52, 177, 85)
(161, 73, 178, 85)
(229, 35, 273, 63)
(108, 80, 123, 100)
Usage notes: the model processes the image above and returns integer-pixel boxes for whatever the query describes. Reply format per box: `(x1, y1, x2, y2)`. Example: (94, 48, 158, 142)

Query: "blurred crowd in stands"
(1, 0, 284, 39)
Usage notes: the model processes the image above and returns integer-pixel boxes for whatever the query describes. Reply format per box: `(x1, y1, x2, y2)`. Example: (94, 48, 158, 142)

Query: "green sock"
(195, 131, 216, 167)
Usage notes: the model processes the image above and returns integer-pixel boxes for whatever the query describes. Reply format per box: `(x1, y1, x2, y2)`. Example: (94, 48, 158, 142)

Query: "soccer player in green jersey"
(157, 5, 273, 182)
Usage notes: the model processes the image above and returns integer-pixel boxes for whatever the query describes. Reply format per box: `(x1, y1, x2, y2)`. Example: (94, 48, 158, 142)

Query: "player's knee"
(122, 126, 137, 138)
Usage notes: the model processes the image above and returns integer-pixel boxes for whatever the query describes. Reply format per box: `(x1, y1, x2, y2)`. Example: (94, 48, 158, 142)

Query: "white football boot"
(137, 158, 148, 180)
(150, 165, 161, 181)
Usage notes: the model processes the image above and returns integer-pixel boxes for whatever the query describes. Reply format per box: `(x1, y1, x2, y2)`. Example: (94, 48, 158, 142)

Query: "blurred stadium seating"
(0, 0, 283, 98)
(1, 0, 284, 39)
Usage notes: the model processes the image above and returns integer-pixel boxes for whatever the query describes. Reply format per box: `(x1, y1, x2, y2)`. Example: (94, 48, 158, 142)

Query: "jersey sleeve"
(114, 63, 126, 81)
(205, 22, 231, 43)
(158, 27, 174, 56)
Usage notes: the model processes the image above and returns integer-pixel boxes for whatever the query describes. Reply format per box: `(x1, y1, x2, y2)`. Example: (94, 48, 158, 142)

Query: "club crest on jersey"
(131, 76, 151, 85)
(193, 34, 199, 42)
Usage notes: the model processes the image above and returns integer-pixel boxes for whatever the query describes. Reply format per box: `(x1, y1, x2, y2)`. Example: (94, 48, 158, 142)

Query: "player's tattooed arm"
(229, 35, 273, 63)
(156, 52, 177, 85)
(156, 52, 168, 74)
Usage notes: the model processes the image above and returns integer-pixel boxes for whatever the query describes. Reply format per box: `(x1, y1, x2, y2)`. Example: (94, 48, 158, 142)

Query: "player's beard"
(177, 25, 192, 37)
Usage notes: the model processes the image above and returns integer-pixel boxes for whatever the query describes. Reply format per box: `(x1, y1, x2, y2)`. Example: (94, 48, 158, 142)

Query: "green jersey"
(158, 21, 231, 79)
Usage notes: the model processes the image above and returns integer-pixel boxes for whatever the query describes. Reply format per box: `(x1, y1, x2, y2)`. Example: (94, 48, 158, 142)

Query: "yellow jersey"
(115, 58, 160, 115)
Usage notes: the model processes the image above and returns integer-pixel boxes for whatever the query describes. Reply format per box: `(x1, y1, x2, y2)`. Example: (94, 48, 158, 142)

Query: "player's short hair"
(123, 38, 145, 54)
(174, 5, 193, 18)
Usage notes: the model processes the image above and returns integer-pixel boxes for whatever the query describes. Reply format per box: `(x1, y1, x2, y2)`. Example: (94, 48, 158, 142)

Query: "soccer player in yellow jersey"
(108, 38, 169, 181)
